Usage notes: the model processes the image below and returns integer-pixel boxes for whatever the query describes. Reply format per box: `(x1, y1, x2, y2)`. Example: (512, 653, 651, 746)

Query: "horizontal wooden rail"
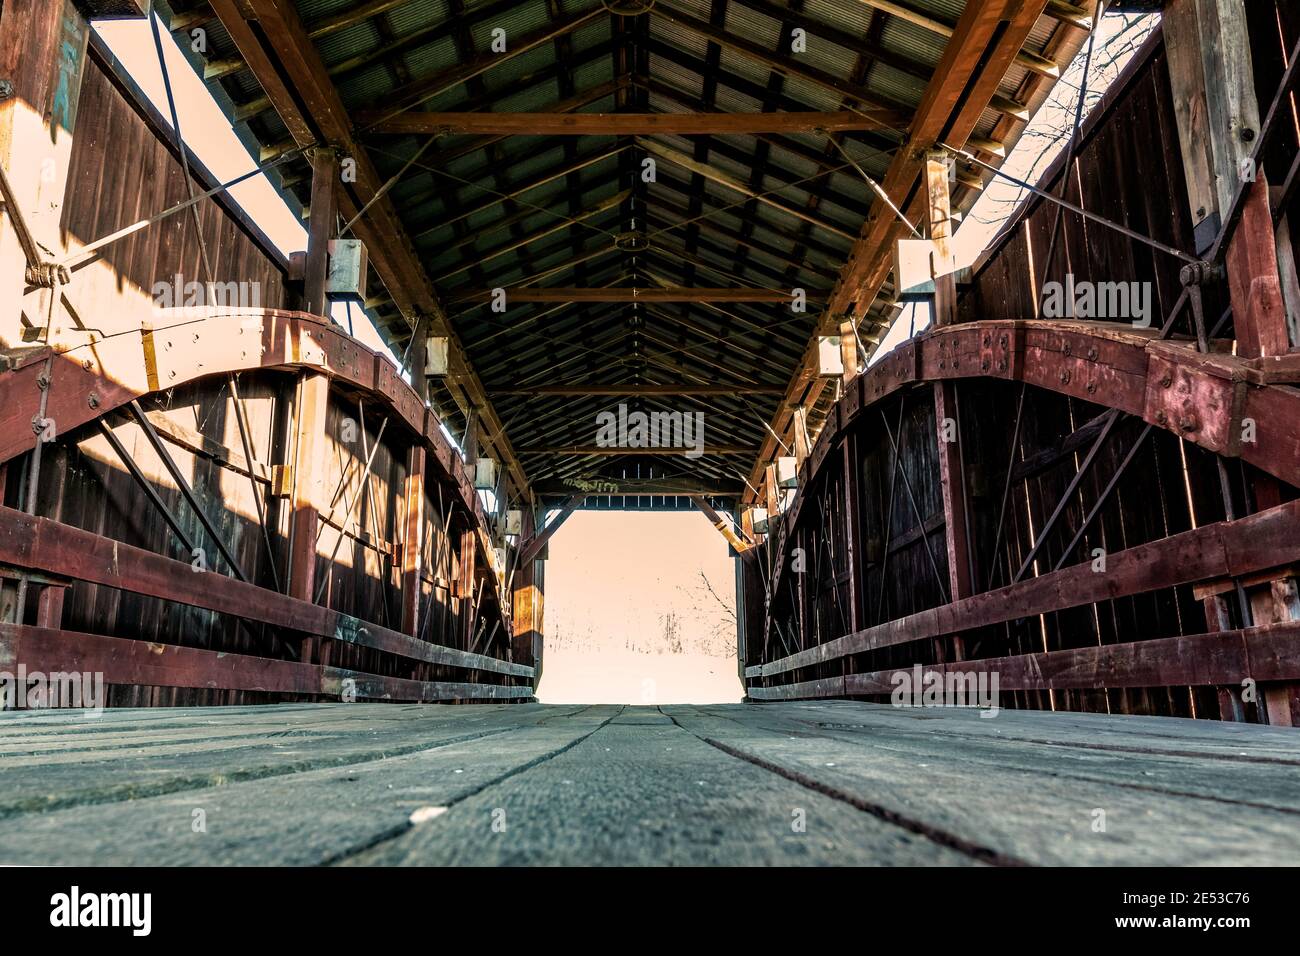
(0, 625, 532, 702)
(0, 506, 531, 679)
(748, 621, 1300, 700)
(747, 497, 1300, 680)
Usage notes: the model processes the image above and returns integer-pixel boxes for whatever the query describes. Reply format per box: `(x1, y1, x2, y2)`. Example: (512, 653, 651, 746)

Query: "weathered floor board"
(0, 701, 1296, 866)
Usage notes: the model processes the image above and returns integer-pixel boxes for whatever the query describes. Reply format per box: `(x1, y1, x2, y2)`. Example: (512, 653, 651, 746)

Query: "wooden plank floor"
(0, 701, 1296, 866)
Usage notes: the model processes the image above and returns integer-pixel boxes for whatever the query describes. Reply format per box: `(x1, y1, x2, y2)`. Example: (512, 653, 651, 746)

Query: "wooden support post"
(400, 445, 426, 636)
(511, 505, 539, 672)
(840, 433, 862, 635)
(839, 318, 858, 384)
(1249, 576, 1300, 726)
(304, 147, 338, 315)
(458, 529, 476, 648)
(1203, 594, 1246, 720)
(792, 407, 811, 473)
(934, 380, 972, 661)
(287, 373, 330, 614)
(35, 584, 64, 629)
(0, 0, 89, 346)
(764, 462, 782, 533)
(1164, 0, 1263, 254)
(517, 495, 583, 566)
(1225, 178, 1291, 357)
(925, 148, 957, 328)
(690, 495, 752, 553)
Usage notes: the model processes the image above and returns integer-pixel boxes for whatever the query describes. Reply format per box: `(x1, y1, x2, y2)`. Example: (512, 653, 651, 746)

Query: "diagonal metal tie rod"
(126, 401, 249, 582)
(879, 407, 949, 604)
(827, 137, 922, 239)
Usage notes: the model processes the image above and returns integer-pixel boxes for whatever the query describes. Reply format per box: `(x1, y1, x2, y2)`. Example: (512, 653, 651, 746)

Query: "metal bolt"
(36, 372, 50, 390)
(87, 392, 99, 409)
(0, 79, 13, 100)
(1060, 370, 1071, 384)
(1160, 373, 1173, 388)
(1155, 410, 1168, 425)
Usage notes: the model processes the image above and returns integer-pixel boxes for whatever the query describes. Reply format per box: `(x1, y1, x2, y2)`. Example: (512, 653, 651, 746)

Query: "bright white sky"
(95, 7, 1156, 701)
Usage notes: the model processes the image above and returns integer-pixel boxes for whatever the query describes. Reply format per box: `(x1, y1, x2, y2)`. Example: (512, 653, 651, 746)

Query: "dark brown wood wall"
(1, 48, 502, 705)
(750, 25, 1299, 720)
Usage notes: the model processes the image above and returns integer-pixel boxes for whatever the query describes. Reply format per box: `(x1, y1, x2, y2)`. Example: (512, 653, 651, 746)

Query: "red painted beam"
(0, 624, 533, 701)
(747, 622, 1300, 698)
(0, 505, 532, 678)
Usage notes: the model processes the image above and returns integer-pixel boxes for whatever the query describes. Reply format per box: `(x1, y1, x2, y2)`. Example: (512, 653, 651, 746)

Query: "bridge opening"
(538, 509, 743, 704)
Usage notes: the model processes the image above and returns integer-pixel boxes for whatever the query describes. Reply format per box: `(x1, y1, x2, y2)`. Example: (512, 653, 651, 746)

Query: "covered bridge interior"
(1, 0, 1299, 866)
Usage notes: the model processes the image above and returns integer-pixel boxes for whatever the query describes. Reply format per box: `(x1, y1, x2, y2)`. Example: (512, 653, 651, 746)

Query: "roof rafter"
(743, 0, 1064, 504)
(207, 0, 530, 497)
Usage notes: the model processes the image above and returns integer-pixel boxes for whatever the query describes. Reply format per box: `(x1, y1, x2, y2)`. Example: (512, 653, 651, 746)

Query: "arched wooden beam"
(778, 319, 1300, 547)
(0, 307, 512, 638)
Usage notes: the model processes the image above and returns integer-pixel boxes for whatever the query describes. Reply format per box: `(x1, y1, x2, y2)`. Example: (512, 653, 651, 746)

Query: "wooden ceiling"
(167, 0, 1093, 504)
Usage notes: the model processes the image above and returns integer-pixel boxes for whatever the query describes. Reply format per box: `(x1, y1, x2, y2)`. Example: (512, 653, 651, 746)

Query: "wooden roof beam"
(412, 144, 629, 240)
(520, 447, 759, 457)
(364, 110, 903, 136)
(449, 287, 805, 304)
(235, 3, 601, 123)
(855, 0, 1066, 77)
(350, 6, 606, 127)
(743, 0, 1056, 504)
(491, 385, 786, 396)
(208, 0, 531, 500)
(534, 478, 744, 496)
(667, 0, 1032, 121)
